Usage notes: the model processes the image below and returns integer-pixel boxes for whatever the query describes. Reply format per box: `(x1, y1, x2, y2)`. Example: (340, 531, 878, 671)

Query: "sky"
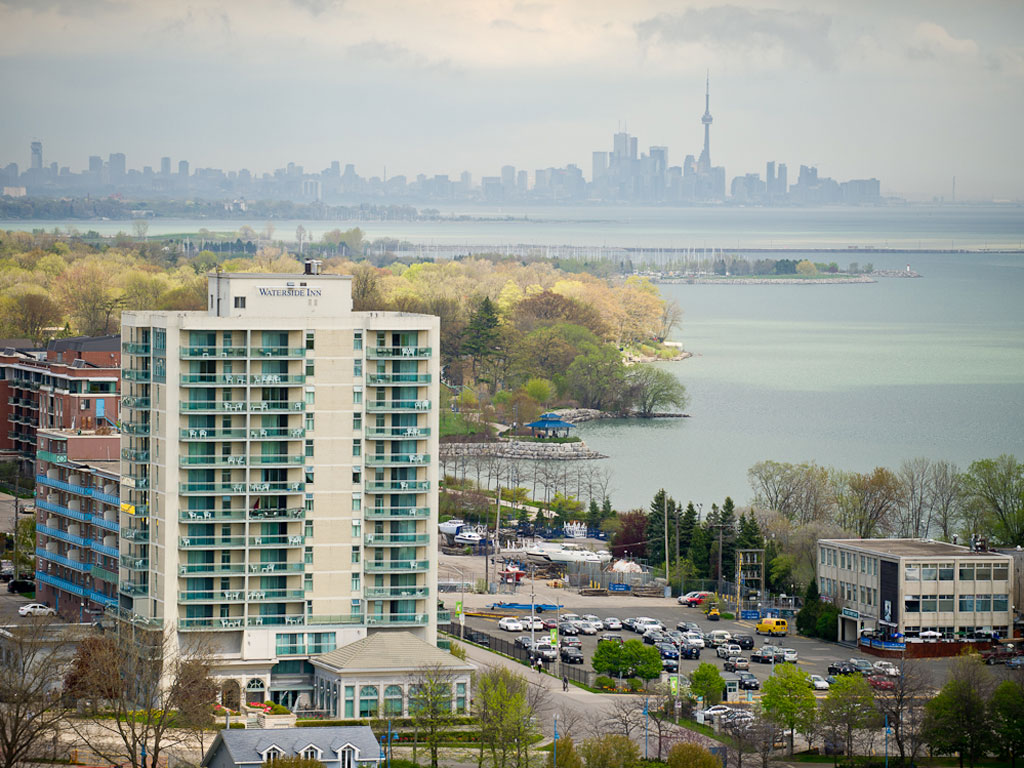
(1, 0, 1023, 201)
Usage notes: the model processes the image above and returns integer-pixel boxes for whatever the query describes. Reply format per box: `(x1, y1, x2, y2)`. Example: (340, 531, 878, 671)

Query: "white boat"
(454, 530, 484, 546)
(546, 543, 604, 565)
(438, 519, 465, 536)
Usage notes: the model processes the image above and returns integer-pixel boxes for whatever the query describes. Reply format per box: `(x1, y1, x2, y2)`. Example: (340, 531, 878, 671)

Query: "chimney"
(304, 259, 313, 275)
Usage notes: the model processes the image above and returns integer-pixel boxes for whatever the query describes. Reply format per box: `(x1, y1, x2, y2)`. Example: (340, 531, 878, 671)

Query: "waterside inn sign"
(258, 286, 323, 297)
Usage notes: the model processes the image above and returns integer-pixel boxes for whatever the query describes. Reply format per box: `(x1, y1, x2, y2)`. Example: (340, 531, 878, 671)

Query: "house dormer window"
(300, 746, 321, 761)
(263, 747, 283, 763)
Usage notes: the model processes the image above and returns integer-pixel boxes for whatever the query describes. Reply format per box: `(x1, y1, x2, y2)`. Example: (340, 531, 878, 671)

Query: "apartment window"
(351, 546, 360, 564)
(352, 469, 361, 485)
(352, 521, 361, 539)
(353, 439, 361, 457)
(304, 573, 312, 592)
(305, 439, 314, 458)
(938, 594, 954, 612)
(352, 573, 360, 592)
(456, 682, 467, 714)
(305, 359, 315, 378)
(959, 563, 974, 581)
(301, 748, 319, 761)
(353, 331, 363, 351)
(352, 389, 362, 405)
(938, 563, 955, 581)
(344, 686, 355, 718)
(304, 389, 315, 406)
(352, 493, 362, 511)
(354, 359, 362, 377)
(304, 413, 314, 431)
(353, 413, 362, 431)
(959, 594, 974, 612)
(305, 331, 315, 350)
(233, 297, 246, 309)
(304, 497, 314, 513)
(304, 520, 313, 538)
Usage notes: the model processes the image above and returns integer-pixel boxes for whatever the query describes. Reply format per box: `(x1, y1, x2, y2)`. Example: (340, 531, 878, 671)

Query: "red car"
(868, 675, 896, 691)
(682, 591, 714, 607)
(541, 618, 559, 629)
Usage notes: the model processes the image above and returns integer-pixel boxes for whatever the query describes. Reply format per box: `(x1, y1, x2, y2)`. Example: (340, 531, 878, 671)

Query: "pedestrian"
(536, 657, 542, 674)
(562, 674, 569, 692)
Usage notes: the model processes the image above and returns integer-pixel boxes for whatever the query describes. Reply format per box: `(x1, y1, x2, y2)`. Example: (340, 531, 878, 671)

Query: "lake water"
(7, 206, 1024, 508)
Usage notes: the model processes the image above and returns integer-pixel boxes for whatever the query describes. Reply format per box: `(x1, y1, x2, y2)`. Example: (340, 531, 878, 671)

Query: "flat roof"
(821, 538, 1009, 559)
(208, 272, 351, 280)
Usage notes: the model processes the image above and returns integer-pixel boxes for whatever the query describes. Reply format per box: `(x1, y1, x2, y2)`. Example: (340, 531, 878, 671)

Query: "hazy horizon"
(2, 0, 1023, 202)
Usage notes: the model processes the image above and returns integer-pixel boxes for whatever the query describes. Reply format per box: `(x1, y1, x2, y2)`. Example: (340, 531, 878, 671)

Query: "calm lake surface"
(8, 206, 1024, 508)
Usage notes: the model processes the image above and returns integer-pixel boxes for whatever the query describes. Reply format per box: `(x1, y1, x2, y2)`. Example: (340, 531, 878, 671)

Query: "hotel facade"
(117, 268, 439, 709)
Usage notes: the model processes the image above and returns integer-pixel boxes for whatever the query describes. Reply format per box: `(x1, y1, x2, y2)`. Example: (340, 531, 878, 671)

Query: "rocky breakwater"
(439, 438, 607, 461)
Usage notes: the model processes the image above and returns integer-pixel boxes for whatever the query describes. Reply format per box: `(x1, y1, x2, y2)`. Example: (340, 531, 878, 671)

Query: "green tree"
(678, 502, 698, 554)
(523, 377, 555, 405)
(409, 664, 459, 768)
(591, 640, 626, 678)
(565, 342, 626, 410)
(991, 679, 1024, 768)
(796, 579, 822, 636)
(760, 663, 815, 755)
(587, 499, 602, 530)
(667, 742, 721, 768)
(922, 656, 994, 768)
(689, 662, 725, 707)
(688, 522, 711, 579)
(961, 455, 1024, 545)
(814, 604, 839, 641)
(620, 639, 663, 685)
(818, 674, 877, 758)
(551, 735, 584, 768)
(646, 489, 679, 570)
(261, 757, 324, 768)
(626, 365, 689, 417)
(476, 668, 540, 768)
(578, 734, 640, 768)
(461, 297, 501, 380)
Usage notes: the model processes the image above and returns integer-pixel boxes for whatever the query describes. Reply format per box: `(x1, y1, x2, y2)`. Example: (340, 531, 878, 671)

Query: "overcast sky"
(2, 0, 1022, 200)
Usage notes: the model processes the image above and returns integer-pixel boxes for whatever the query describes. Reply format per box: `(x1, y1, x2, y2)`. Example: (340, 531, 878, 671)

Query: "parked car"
(676, 620, 702, 633)
(698, 705, 733, 719)
(657, 642, 680, 660)
(848, 658, 875, 675)
(600, 633, 624, 645)
(1006, 656, 1024, 670)
(666, 630, 688, 645)
(520, 616, 544, 630)
(558, 622, 579, 636)
(541, 618, 559, 629)
(678, 590, 703, 605)
(633, 617, 664, 633)
(644, 629, 668, 645)
(560, 646, 584, 664)
(707, 630, 732, 647)
(780, 648, 799, 663)
(873, 661, 900, 677)
(561, 614, 581, 625)
(464, 629, 489, 647)
(498, 617, 524, 632)
(808, 674, 830, 690)
(751, 646, 783, 664)
(577, 621, 598, 635)
(515, 635, 534, 649)
(662, 658, 679, 672)
(683, 592, 715, 607)
(581, 614, 604, 631)
(7, 579, 33, 594)
(717, 643, 743, 659)
(732, 634, 755, 650)
(868, 675, 896, 691)
(827, 661, 857, 676)
(562, 636, 583, 648)
(736, 672, 760, 690)
(724, 656, 749, 672)
(603, 617, 623, 630)
(622, 617, 639, 631)
(18, 603, 55, 617)
(679, 643, 702, 660)
(530, 642, 558, 662)
(684, 632, 706, 648)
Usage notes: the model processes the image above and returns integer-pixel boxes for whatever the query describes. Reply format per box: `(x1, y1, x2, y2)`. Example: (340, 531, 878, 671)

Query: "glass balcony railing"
(248, 534, 306, 547)
(248, 427, 306, 440)
(119, 581, 149, 596)
(363, 586, 430, 599)
(125, 475, 149, 489)
(120, 527, 150, 542)
(119, 555, 149, 570)
(245, 562, 305, 574)
(248, 455, 305, 466)
(180, 427, 247, 440)
(37, 449, 68, 465)
(122, 423, 151, 436)
(178, 536, 246, 548)
(178, 481, 304, 494)
(364, 507, 431, 519)
(121, 448, 150, 462)
(366, 346, 432, 359)
(365, 400, 431, 412)
(249, 373, 306, 385)
(366, 373, 432, 385)
(123, 369, 151, 382)
(249, 346, 305, 358)
(363, 559, 430, 573)
(365, 426, 430, 438)
(91, 564, 118, 584)
(178, 589, 305, 602)
(122, 342, 151, 355)
(179, 346, 247, 359)
(178, 562, 247, 575)
(179, 616, 246, 630)
(181, 614, 365, 632)
(249, 400, 305, 413)
(179, 455, 248, 467)
(365, 480, 430, 492)
(179, 509, 246, 521)
(364, 533, 429, 546)
(179, 401, 247, 413)
(364, 454, 430, 466)
(365, 613, 430, 626)
(120, 396, 151, 409)
(180, 373, 248, 386)
(249, 507, 304, 520)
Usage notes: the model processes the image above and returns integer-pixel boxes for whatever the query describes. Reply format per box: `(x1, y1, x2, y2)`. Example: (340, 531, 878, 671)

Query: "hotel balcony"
(363, 559, 430, 573)
(249, 346, 306, 358)
(178, 536, 246, 549)
(365, 400, 431, 413)
(366, 373, 432, 385)
(363, 507, 431, 520)
(179, 345, 247, 359)
(120, 395, 151, 409)
(365, 613, 430, 627)
(364, 453, 430, 467)
(119, 555, 149, 570)
(122, 342, 151, 355)
(364, 426, 430, 439)
(363, 586, 430, 599)
(121, 527, 150, 542)
(178, 481, 304, 495)
(119, 581, 149, 596)
(178, 589, 306, 603)
(364, 480, 430, 492)
(363, 533, 429, 546)
(122, 369, 151, 382)
(177, 562, 248, 576)
(179, 427, 248, 441)
(366, 346, 432, 359)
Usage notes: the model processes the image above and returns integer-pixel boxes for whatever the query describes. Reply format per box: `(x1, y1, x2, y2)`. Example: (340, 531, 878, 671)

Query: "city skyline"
(2, 1, 1023, 201)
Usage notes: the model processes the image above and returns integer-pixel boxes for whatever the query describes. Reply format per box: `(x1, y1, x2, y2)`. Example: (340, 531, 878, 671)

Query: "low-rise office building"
(817, 538, 1015, 643)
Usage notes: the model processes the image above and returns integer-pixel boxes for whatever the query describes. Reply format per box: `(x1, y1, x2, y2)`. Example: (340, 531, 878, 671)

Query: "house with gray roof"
(201, 726, 380, 768)
(310, 630, 474, 719)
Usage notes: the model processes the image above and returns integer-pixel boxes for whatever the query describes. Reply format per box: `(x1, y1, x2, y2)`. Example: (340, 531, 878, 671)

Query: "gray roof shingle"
(311, 631, 475, 674)
(204, 726, 380, 766)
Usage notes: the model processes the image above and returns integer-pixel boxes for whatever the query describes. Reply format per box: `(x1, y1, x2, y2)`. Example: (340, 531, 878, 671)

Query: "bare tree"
(895, 458, 933, 538)
(63, 626, 216, 768)
(409, 664, 459, 768)
(0, 618, 72, 768)
(602, 696, 642, 741)
(743, 711, 785, 768)
(874, 659, 931, 765)
(929, 460, 965, 541)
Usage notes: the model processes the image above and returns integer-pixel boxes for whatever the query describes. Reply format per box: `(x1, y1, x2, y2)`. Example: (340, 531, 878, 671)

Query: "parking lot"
(452, 590, 1015, 695)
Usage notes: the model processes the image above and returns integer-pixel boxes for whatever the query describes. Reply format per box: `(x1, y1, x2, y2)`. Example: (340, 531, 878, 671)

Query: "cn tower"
(698, 71, 713, 173)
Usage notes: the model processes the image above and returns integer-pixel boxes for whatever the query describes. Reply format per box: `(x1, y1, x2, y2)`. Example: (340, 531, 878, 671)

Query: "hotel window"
(938, 594, 954, 611)
(305, 331, 315, 351)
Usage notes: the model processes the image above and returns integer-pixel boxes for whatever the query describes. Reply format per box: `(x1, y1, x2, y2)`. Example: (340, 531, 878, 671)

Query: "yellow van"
(755, 617, 788, 637)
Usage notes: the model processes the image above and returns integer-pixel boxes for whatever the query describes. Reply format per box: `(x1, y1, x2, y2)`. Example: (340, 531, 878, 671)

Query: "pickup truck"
(981, 643, 1023, 665)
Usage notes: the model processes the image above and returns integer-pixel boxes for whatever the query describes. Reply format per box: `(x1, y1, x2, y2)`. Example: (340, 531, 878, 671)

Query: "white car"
(780, 648, 799, 663)
(519, 616, 544, 630)
(498, 617, 524, 632)
(717, 643, 743, 659)
(577, 621, 598, 635)
(809, 674, 830, 690)
(18, 603, 55, 617)
(582, 614, 604, 630)
(873, 661, 900, 677)
(699, 705, 733, 719)
(684, 631, 705, 648)
(603, 617, 622, 630)
(561, 613, 581, 625)
(635, 617, 664, 633)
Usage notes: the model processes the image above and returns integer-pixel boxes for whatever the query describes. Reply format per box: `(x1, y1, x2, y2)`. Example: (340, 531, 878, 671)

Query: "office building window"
(938, 594, 954, 611)
(905, 595, 920, 613)
(938, 563, 954, 581)
(921, 596, 937, 612)
(959, 563, 974, 581)
(921, 564, 937, 581)
(993, 563, 1009, 581)
(905, 565, 920, 581)
(975, 595, 992, 611)
(993, 594, 1009, 612)
(959, 594, 974, 612)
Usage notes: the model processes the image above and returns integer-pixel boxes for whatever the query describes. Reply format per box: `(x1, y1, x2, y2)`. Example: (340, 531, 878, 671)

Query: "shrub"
(627, 678, 643, 692)
(595, 675, 617, 690)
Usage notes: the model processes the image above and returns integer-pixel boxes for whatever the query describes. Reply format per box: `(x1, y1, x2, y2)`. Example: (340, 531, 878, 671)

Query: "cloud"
(635, 5, 835, 70)
(288, 0, 344, 15)
(0, 0, 118, 11)
(906, 21, 978, 61)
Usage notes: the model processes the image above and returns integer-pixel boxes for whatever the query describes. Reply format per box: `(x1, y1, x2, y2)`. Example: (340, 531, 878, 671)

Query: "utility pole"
(663, 492, 671, 592)
(717, 524, 724, 596)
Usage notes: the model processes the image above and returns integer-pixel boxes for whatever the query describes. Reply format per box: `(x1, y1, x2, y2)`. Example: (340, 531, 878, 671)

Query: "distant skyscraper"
(516, 170, 528, 193)
(178, 160, 189, 177)
(766, 161, 776, 191)
(108, 153, 126, 179)
(501, 165, 515, 193)
(30, 141, 42, 171)
(161, 156, 171, 176)
(592, 151, 608, 181)
(698, 72, 713, 173)
(777, 163, 788, 195)
(88, 155, 102, 174)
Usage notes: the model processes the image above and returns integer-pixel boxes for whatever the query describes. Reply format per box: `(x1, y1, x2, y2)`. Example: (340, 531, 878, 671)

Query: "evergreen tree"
(460, 297, 500, 378)
(646, 489, 679, 569)
(678, 502, 698, 553)
(719, 497, 738, 582)
(601, 496, 613, 520)
(688, 523, 711, 579)
(587, 499, 602, 531)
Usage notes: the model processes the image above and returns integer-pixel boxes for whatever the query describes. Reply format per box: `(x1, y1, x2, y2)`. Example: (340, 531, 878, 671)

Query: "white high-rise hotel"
(117, 266, 439, 708)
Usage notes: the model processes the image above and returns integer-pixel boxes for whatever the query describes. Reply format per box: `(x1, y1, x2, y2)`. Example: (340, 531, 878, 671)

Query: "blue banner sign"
(609, 583, 631, 592)
(740, 610, 761, 620)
